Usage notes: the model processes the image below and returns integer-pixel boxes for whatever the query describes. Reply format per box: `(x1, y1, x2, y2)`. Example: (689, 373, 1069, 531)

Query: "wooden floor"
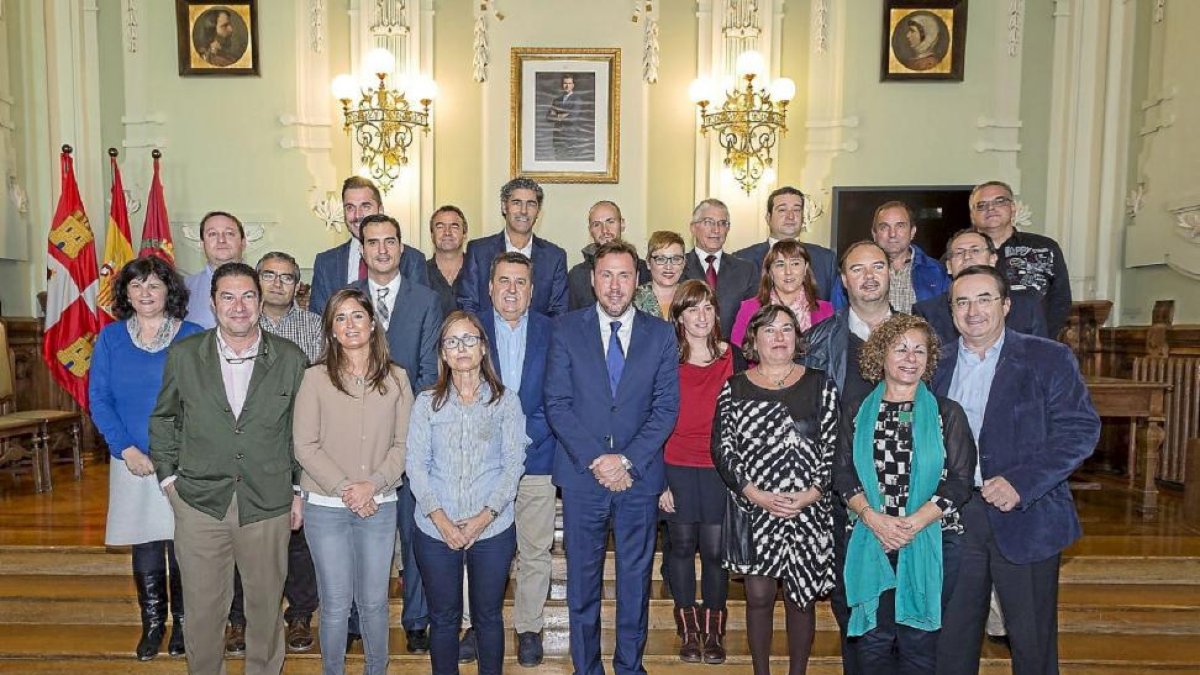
(0, 456, 1198, 674)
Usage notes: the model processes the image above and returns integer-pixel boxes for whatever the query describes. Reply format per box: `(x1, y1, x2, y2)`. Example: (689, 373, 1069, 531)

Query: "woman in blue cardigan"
(90, 256, 203, 660)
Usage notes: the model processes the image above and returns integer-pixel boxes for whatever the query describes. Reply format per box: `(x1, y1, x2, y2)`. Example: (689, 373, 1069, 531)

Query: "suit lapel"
(580, 307, 613, 402)
(685, 251, 705, 282)
(481, 310, 502, 375)
(980, 331, 1023, 443)
(522, 314, 547, 388)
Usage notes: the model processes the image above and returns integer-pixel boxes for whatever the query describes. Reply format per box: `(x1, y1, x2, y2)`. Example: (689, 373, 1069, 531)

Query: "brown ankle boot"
(676, 606, 702, 662)
(702, 607, 727, 664)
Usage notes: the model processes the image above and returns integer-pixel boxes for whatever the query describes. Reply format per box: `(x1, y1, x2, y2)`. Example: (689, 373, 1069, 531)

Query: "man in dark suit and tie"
(733, 186, 843, 305)
(546, 240, 680, 675)
(457, 177, 569, 318)
(308, 176, 429, 316)
(478, 251, 556, 667)
(351, 213, 442, 654)
(682, 198, 758, 341)
(933, 265, 1099, 675)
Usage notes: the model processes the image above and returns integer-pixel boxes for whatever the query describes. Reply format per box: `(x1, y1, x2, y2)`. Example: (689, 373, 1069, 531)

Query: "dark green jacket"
(150, 330, 307, 525)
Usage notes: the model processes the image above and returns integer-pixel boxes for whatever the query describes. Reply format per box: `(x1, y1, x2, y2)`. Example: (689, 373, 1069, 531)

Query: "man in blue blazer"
(733, 186, 843, 305)
(546, 240, 680, 675)
(457, 178, 568, 318)
(933, 265, 1099, 675)
(351, 213, 442, 654)
(309, 176, 428, 316)
(478, 251, 556, 666)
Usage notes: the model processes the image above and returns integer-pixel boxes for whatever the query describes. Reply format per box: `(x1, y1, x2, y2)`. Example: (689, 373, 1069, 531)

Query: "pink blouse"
(730, 297, 835, 348)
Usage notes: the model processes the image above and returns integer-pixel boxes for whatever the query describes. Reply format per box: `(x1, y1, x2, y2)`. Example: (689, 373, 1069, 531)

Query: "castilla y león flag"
(43, 147, 100, 411)
(98, 152, 134, 326)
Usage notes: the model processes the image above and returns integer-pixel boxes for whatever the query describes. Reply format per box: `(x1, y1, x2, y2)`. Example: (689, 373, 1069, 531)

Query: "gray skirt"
(105, 459, 175, 546)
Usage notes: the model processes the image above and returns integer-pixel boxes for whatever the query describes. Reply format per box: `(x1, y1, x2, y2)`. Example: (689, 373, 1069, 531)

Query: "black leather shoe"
(458, 627, 477, 663)
(517, 631, 543, 667)
(286, 617, 315, 653)
(406, 628, 430, 654)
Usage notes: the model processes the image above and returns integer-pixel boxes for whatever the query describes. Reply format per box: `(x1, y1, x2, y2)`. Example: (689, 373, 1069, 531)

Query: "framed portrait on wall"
(510, 48, 620, 183)
(176, 1, 260, 76)
(880, 0, 967, 82)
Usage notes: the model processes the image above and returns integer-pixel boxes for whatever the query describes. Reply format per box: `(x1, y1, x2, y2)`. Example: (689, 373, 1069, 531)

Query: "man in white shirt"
(681, 199, 758, 340)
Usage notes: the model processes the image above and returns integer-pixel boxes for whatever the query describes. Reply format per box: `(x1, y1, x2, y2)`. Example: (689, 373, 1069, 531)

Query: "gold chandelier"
(331, 48, 436, 194)
(690, 51, 795, 194)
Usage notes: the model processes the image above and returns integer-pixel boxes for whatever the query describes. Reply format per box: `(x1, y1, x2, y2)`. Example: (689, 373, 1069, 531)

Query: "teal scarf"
(844, 381, 945, 636)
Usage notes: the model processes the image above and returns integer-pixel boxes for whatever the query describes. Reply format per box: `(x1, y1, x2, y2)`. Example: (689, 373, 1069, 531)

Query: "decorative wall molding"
(638, 1, 660, 84)
(1126, 182, 1146, 218)
(125, 0, 138, 53)
(722, 0, 762, 74)
(1169, 199, 1200, 243)
(310, 191, 345, 232)
(370, 0, 409, 36)
(812, 0, 829, 54)
(1154, 0, 1166, 23)
(180, 220, 270, 250)
(8, 176, 28, 215)
(309, 0, 326, 53)
(1007, 0, 1024, 57)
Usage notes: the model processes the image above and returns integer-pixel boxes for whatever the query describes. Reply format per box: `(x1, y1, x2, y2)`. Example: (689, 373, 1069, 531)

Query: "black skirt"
(663, 464, 729, 525)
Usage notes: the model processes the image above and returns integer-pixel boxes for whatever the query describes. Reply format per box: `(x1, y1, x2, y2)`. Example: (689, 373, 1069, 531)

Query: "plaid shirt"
(888, 255, 917, 314)
(260, 304, 324, 364)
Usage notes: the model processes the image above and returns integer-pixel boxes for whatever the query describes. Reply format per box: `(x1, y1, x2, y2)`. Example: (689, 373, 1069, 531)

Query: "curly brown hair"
(857, 314, 941, 383)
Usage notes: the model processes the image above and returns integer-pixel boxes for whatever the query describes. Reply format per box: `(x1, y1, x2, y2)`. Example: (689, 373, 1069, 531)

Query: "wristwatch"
(486, 506, 500, 520)
(618, 455, 633, 471)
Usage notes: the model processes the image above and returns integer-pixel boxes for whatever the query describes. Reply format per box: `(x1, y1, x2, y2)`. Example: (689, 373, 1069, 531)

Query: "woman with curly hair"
(833, 313, 976, 673)
(90, 256, 203, 660)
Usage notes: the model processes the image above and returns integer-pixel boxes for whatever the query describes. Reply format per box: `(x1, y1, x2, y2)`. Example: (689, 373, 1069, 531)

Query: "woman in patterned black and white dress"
(713, 304, 838, 675)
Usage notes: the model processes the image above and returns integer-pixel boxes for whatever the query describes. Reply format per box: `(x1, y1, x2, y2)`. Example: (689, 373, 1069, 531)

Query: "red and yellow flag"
(97, 150, 134, 326)
(42, 146, 101, 411)
(138, 152, 174, 263)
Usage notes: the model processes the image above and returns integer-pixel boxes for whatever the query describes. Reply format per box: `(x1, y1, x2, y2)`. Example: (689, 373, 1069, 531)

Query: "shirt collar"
(695, 248, 724, 265)
(505, 232, 534, 258)
(847, 306, 891, 341)
(260, 303, 298, 327)
(368, 273, 402, 297)
(596, 302, 636, 329)
(216, 328, 262, 359)
(958, 329, 1006, 362)
(492, 309, 528, 333)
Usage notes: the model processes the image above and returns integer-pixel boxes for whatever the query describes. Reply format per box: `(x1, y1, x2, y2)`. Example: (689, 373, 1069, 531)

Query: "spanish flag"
(138, 150, 174, 263)
(97, 149, 134, 326)
(42, 146, 100, 411)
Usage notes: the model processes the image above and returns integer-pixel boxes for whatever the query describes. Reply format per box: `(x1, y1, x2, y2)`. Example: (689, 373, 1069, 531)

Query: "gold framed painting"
(176, 1, 260, 77)
(881, 0, 967, 82)
(510, 48, 620, 184)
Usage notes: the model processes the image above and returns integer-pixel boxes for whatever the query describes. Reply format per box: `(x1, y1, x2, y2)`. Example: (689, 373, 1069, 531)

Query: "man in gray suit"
(681, 198, 758, 341)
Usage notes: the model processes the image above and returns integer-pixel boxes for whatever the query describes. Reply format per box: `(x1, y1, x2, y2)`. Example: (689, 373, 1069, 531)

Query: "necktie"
(357, 255, 368, 281)
(376, 287, 391, 327)
(606, 321, 625, 398)
(705, 254, 718, 290)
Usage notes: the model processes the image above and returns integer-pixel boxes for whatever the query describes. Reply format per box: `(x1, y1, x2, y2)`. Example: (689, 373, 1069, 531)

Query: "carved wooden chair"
(0, 324, 49, 492)
(0, 322, 82, 490)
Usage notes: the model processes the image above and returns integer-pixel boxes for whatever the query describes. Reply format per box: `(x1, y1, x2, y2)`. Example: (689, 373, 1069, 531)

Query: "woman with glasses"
(293, 287, 414, 675)
(634, 230, 687, 318)
(91, 256, 203, 660)
(407, 310, 528, 675)
(731, 240, 834, 349)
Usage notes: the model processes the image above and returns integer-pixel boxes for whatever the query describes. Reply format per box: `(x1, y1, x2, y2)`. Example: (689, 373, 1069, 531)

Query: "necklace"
(759, 363, 795, 388)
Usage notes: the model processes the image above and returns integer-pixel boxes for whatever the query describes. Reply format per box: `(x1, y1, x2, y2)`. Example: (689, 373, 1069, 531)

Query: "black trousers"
(830, 500, 860, 675)
(936, 497, 1061, 675)
(230, 526, 319, 624)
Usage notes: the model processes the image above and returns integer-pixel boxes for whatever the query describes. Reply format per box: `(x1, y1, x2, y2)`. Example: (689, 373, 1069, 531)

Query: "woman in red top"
(660, 280, 738, 665)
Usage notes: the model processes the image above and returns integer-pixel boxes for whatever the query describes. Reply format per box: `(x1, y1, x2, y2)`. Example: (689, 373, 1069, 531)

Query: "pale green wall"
(1016, 0, 1055, 232)
(646, 0, 699, 238)
(432, 0, 483, 233)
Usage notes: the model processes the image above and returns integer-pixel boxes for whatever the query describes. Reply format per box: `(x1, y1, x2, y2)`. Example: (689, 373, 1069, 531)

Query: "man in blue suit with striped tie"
(546, 240, 681, 675)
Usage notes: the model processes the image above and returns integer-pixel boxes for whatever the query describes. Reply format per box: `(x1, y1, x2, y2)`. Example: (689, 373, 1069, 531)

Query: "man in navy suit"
(682, 198, 758, 341)
(457, 177, 568, 317)
(351, 213, 442, 654)
(733, 186, 843, 305)
(933, 265, 1098, 675)
(546, 240, 680, 675)
(913, 229, 1047, 347)
(478, 251, 556, 667)
(308, 176, 428, 316)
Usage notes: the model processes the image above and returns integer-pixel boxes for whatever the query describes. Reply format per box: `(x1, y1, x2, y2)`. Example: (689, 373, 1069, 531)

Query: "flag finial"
(152, 149, 162, 159)
(62, 144, 73, 154)
(108, 147, 118, 158)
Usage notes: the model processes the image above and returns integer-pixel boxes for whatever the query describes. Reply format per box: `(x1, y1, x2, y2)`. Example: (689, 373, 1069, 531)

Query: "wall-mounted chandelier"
(331, 48, 437, 195)
(690, 51, 795, 194)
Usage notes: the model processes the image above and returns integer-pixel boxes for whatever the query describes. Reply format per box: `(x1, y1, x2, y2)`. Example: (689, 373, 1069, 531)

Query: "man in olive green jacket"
(151, 262, 308, 675)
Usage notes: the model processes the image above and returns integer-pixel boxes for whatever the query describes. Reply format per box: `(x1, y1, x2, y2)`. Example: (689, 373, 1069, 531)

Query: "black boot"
(167, 568, 185, 656)
(133, 571, 168, 660)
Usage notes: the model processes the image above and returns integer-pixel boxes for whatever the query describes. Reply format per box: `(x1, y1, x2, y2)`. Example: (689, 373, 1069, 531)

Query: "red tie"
(705, 254, 718, 290)
(357, 255, 368, 281)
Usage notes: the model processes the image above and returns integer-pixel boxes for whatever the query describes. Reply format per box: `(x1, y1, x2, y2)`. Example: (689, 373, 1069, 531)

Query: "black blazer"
(682, 250, 758, 341)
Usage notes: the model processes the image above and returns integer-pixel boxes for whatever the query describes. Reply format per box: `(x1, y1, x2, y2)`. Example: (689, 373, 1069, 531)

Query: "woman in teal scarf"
(833, 314, 976, 674)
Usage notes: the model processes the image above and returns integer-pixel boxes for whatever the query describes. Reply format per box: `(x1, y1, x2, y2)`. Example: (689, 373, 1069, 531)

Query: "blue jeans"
(304, 502, 397, 675)
(413, 525, 515, 675)
(855, 529, 963, 675)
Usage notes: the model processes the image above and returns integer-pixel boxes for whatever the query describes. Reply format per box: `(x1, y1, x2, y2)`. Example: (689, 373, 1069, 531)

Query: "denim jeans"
(413, 525, 516, 675)
(304, 502, 397, 675)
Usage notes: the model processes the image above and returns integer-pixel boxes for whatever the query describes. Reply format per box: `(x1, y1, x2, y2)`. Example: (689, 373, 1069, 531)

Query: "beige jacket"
(293, 363, 414, 498)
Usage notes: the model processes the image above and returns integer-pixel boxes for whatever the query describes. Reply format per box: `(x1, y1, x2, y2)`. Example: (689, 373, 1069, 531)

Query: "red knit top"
(665, 349, 734, 468)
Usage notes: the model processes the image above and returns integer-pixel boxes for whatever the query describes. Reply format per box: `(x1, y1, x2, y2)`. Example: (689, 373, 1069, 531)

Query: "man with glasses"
(682, 199, 757, 340)
(150, 262, 309, 674)
(968, 181, 1072, 338)
(567, 201, 650, 310)
(914, 229, 1047, 346)
(351, 213, 443, 655)
(867, 200, 948, 314)
(933, 265, 1097, 675)
(734, 186, 843, 304)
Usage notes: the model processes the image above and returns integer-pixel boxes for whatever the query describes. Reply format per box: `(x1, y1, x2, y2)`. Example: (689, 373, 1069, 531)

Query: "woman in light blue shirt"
(406, 310, 528, 675)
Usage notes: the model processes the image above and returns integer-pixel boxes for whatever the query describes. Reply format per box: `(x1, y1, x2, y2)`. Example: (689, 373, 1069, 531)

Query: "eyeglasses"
(972, 196, 1013, 213)
(952, 295, 1000, 310)
(222, 353, 260, 365)
(650, 254, 685, 267)
(259, 271, 298, 285)
(693, 217, 730, 230)
(949, 246, 987, 260)
(441, 334, 482, 350)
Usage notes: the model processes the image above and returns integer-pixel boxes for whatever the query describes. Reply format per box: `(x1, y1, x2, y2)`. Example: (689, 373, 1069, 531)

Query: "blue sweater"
(89, 320, 205, 458)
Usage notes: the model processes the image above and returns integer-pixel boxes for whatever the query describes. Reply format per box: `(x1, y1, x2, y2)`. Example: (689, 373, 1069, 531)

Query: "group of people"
(88, 172, 1099, 675)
